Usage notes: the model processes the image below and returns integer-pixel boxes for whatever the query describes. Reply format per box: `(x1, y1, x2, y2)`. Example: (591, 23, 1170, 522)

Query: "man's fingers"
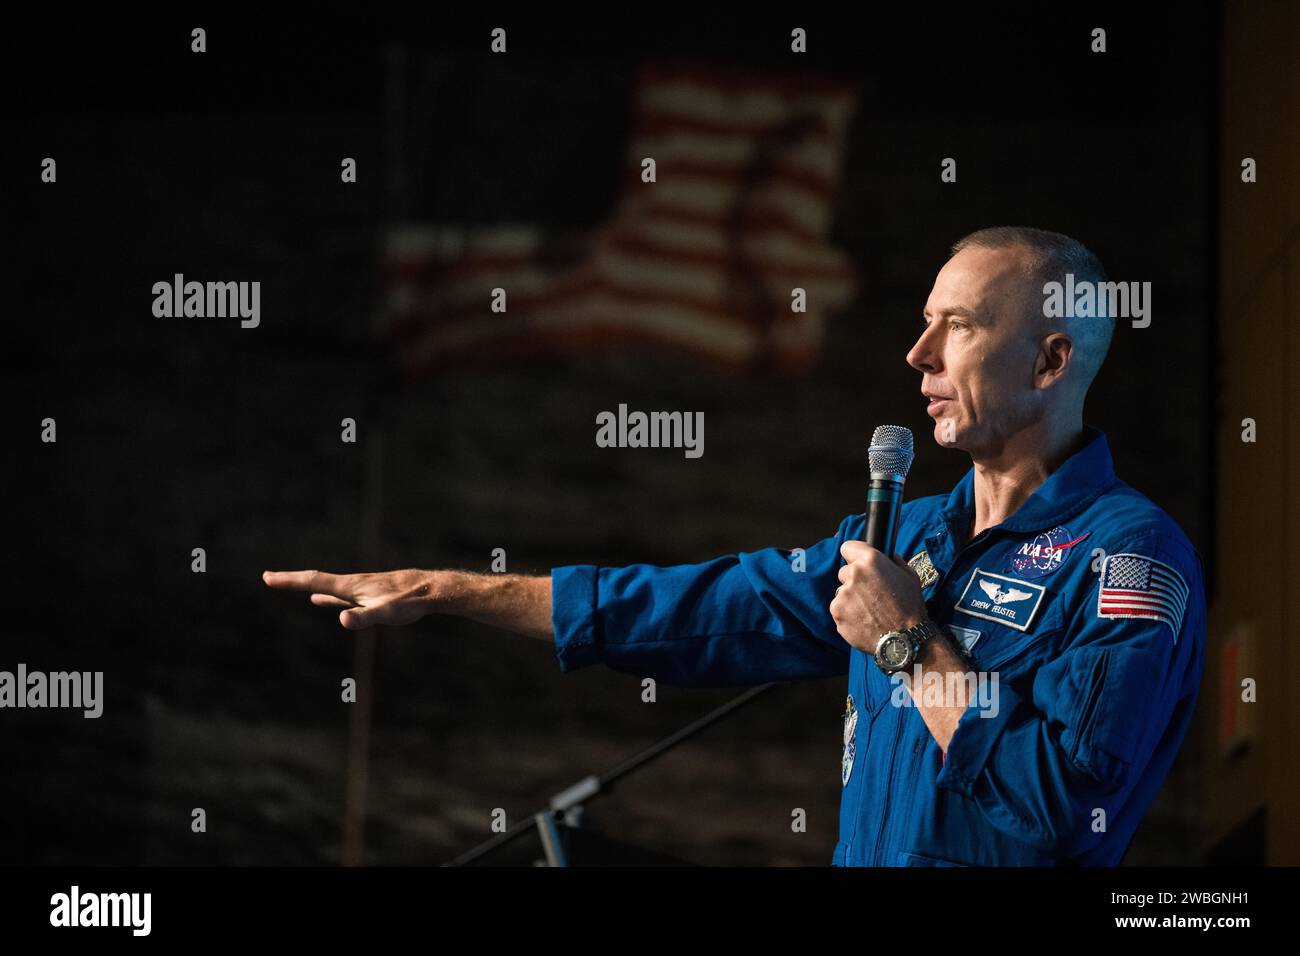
(311, 593, 353, 609)
(263, 570, 349, 596)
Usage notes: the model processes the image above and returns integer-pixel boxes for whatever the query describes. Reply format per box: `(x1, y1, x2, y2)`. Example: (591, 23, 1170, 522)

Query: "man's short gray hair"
(950, 225, 1115, 390)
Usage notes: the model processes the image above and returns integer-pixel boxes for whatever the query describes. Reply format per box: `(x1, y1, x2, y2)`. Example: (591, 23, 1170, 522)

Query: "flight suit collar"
(936, 425, 1118, 541)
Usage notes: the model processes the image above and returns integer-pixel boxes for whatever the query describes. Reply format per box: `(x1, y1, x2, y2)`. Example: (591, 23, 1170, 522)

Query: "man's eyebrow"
(922, 307, 979, 320)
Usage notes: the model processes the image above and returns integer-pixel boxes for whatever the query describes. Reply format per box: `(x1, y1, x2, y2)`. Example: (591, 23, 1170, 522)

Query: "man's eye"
(949, 321, 965, 330)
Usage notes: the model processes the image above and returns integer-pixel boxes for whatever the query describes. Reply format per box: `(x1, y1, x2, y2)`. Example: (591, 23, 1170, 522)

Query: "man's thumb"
(340, 606, 376, 630)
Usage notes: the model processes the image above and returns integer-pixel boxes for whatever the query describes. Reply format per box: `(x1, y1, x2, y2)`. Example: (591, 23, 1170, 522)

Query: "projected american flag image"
(379, 59, 861, 377)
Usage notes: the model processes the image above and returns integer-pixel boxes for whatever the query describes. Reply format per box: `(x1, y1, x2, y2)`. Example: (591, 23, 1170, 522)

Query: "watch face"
(878, 633, 910, 669)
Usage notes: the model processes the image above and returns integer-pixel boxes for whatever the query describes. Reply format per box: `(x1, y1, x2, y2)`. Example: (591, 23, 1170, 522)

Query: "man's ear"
(1035, 332, 1073, 389)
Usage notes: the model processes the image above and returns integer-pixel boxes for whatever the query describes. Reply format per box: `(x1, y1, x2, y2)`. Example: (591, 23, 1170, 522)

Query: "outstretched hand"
(261, 568, 436, 630)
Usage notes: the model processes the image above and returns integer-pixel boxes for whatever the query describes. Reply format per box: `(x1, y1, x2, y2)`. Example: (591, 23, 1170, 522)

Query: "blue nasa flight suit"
(549, 426, 1206, 866)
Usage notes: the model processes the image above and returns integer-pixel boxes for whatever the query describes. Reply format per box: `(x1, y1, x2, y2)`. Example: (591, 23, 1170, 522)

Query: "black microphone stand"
(443, 681, 783, 866)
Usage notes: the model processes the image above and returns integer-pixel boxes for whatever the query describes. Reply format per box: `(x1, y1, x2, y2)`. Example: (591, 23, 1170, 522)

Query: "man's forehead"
(925, 244, 1035, 319)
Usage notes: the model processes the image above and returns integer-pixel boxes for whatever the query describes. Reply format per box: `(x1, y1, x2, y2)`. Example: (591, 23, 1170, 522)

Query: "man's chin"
(930, 416, 964, 448)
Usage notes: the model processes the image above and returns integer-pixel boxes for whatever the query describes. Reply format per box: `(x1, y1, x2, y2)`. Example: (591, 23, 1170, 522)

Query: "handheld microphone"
(865, 425, 915, 556)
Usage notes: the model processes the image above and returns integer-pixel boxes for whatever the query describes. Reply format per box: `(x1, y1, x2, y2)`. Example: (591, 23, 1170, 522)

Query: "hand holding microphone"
(829, 426, 929, 657)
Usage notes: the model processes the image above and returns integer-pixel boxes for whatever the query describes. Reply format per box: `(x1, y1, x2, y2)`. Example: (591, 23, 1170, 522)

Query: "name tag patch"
(955, 569, 1047, 632)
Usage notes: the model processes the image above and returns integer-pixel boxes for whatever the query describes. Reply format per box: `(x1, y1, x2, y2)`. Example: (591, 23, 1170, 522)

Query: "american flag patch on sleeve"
(1097, 553, 1189, 640)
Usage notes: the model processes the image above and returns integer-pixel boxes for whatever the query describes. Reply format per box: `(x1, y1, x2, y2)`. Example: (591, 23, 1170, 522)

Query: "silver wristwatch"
(874, 619, 944, 675)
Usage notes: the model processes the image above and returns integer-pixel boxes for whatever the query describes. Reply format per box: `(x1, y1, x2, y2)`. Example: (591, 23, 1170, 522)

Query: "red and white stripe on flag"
(1096, 552, 1189, 640)
(379, 60, 862, 376)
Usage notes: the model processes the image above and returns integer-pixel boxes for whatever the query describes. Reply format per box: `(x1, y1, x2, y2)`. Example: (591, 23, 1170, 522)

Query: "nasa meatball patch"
(955, 569, 1047, 632)
(1004, 526, 1091, 580)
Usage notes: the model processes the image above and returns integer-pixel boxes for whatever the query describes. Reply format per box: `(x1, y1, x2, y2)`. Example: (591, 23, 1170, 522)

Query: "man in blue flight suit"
(264, 226, 1206, 867)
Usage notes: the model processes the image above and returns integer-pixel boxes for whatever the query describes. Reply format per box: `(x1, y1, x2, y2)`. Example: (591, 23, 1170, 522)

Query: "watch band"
(907, 618, 942, 646)
(917, 619, 976, 665)
(908, 619, 941, 667)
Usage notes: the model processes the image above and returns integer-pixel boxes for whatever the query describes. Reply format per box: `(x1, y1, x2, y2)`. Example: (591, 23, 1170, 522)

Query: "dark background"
(7, 8, 1216, 865)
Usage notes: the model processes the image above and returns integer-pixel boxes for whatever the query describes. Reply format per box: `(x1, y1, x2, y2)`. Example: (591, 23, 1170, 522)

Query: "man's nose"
(907, 329, 938, 373)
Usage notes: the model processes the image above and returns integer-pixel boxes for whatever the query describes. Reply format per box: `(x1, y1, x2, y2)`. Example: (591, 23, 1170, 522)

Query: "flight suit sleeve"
(549, 514, 863, 687)
(934, 532, 1207, 858)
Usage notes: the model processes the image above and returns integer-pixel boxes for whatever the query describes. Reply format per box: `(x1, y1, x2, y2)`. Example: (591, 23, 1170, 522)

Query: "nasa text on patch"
(955, 569, 1047, 632)
(1004, 526, 1091, 579)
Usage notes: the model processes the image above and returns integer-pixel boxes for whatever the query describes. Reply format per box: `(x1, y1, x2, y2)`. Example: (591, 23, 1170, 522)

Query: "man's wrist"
(918, 626, 970, 669)
(421, 569, 475, 616)
(903, 618, 954, 670)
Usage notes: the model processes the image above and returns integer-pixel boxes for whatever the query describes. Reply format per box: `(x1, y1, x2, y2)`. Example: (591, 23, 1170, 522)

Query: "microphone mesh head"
(868, 425, 915, 479)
